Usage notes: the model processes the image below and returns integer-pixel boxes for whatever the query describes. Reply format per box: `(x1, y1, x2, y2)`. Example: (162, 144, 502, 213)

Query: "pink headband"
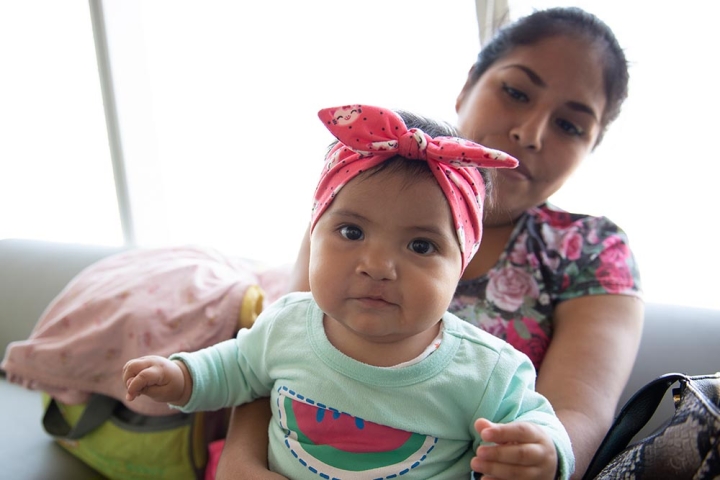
(311, 104, 518, 272)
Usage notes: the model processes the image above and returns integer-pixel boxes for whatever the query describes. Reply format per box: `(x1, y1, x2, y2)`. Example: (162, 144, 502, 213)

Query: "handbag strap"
(687, 373, 720, 410)
(43, 393, 119, 440)
(582, 372, 688, 480)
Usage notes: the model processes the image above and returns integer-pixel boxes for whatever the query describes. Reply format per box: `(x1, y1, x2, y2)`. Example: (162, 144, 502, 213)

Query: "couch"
(2, 237, 719, 479)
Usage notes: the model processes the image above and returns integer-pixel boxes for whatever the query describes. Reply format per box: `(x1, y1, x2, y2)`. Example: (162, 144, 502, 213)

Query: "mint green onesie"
(172, 292, 574, 479)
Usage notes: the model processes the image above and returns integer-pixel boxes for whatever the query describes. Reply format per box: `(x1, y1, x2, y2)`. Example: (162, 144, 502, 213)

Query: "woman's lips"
(500, 162, 532, 181)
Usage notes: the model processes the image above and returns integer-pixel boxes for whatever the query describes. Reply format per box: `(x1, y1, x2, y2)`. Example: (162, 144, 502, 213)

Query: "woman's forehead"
(496, 36, 607, 114)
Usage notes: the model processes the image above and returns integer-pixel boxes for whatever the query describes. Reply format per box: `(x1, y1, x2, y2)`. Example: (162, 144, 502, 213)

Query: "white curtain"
(474, 0, 510, 47)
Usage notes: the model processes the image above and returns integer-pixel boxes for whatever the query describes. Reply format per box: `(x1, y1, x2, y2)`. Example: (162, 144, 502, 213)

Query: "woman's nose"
(356, 244, 397, 281)
(509, 112, 547, 151)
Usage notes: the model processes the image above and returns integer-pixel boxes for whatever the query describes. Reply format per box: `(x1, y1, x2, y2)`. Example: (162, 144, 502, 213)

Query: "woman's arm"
(535, 294, 644, 479)
(215, 227, 312, 478)
(286, 225, 311, 292)
(215, 399, 287, 479)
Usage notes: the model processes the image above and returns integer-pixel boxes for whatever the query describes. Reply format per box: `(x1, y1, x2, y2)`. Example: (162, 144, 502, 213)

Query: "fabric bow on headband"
(312, 104, 518, 272)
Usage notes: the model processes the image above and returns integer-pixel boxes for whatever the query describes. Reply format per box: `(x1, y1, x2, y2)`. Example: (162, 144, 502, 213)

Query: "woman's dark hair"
(469, 7, 629, 146)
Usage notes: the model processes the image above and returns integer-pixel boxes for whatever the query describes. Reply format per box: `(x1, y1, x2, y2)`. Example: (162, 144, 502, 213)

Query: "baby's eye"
(339, 225, 364, 241)
(556, 118, 583, 136)
(502, 83, 529, 103)
(408, 239, 436, 255)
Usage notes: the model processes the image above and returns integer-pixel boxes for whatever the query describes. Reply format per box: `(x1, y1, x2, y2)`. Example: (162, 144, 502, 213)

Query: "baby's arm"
(471, 419, 558, 480)
(123, 355, 193, 407)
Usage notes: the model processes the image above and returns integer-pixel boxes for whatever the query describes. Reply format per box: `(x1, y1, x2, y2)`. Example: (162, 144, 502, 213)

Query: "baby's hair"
(470, 7, 629, 146)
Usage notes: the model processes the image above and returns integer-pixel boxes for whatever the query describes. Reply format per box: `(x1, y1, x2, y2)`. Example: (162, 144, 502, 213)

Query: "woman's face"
(456, 35, 607, 224)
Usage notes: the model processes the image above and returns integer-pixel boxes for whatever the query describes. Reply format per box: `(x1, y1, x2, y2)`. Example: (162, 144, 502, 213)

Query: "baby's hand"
(471, 419, 558, 480)
(122, 355, 190, 405)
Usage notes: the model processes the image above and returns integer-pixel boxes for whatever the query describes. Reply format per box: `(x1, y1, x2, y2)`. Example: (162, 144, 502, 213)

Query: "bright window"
(0, 2, 121, 246)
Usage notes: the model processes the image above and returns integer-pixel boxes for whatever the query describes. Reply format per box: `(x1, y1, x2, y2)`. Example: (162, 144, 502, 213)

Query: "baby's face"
(309, 168, 462, 362)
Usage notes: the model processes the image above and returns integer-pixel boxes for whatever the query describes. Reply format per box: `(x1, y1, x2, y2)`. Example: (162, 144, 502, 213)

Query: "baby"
(123, 104, 574, 479)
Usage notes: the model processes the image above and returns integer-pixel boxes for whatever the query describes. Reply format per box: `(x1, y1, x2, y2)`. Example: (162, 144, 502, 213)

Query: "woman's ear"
(455, 66, 477, 114)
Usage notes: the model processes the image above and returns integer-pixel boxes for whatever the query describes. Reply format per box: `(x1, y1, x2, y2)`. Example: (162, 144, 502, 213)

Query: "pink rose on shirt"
(509, 232, 529, 265)
(487, 266, 539, 312)
(561, 230, 584, 261)
(506, 317, 549, 370)
(538, 208, 572, 228)
(599, 237, 630, 265)
(596, 237, 633, 293)
(480, 316, 507, 338)
(596, 261, 633, 294)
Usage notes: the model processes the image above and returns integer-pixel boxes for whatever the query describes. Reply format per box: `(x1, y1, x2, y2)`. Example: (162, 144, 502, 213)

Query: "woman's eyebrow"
(505, 64, 546, 87)
(503, 64, 599, 121)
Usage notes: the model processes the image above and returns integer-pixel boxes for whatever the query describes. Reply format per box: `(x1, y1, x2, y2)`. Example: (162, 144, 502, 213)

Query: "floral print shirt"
(449, 203, 642, 370)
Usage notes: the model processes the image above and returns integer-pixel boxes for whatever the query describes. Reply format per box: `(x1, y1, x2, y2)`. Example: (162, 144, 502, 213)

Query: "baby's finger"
(122, 356, 159, 381)
(474, 418, 496, 436)
(126, 364, 166, 397)
(476, 420, 545, 445)
(475, 442, 546, 467)
(125, 373, 149, 398)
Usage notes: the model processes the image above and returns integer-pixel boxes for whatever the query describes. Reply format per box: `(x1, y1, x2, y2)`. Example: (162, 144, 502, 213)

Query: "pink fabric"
(1, 245, 276, 416)
(204, 439, 225, 480)
(313, 105, 518, 271)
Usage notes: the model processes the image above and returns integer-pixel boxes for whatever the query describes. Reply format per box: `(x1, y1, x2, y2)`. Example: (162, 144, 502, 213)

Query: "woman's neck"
(461, 222, 516, 280)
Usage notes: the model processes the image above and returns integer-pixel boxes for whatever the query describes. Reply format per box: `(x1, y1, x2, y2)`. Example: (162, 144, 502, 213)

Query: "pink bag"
(1, 245, 273, 416)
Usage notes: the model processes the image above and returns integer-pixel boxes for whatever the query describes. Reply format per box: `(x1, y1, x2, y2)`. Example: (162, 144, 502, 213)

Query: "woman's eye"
(556, 118, 583, 136)
(339, 225, 363, 241)
(502, 83, 528, 103)
(408, 239, 436, 255)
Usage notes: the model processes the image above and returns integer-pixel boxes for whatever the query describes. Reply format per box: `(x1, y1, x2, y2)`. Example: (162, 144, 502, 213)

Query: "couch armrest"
(0, 238, 126, 361)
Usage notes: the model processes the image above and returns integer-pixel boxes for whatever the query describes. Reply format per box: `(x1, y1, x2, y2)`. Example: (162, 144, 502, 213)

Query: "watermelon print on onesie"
(277, 385, 437, 477)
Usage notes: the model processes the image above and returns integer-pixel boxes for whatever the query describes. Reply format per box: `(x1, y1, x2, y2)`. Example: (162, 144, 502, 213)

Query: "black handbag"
(583, 372, 720, 479)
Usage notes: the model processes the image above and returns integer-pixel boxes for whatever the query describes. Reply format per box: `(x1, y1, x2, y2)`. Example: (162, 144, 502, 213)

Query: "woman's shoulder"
(520, 203, 634, 255)
(519, 203, 641, 296)
(526, 203, 628, 237)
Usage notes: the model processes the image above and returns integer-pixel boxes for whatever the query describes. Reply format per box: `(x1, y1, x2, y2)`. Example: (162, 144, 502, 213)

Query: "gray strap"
(43, 394, 119, 440)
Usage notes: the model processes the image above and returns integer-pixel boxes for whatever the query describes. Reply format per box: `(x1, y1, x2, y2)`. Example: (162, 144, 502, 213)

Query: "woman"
(219, 7, 643, 479)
